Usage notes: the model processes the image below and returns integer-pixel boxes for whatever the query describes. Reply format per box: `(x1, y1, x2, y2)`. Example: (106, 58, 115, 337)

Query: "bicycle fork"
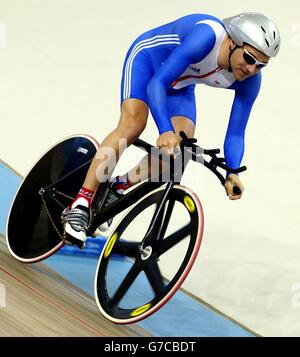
(139, 158, 180, 259)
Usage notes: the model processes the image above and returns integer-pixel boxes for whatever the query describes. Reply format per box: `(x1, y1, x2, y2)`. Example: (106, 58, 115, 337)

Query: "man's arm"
(147, 24, 216, 134)
(224, 72, 262, 173)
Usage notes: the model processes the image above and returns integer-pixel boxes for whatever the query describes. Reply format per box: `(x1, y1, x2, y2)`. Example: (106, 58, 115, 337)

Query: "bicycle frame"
(90, 139, 189, 239)
(40, 132, 246, 242)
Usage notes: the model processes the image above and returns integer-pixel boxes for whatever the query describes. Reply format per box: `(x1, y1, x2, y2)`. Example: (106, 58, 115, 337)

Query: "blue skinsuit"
(120, 14, 262, 170)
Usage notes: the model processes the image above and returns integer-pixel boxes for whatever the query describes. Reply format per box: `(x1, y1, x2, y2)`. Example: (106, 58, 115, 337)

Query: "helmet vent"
(274, 44, 279, 50)
(261, 26, 266, 33)
(265, 39, 270, 47)
(273, 31, 276, 39)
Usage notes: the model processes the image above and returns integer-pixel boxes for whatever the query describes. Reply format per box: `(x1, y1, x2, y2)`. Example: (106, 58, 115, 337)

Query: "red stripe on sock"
(72, 186, 95, 207)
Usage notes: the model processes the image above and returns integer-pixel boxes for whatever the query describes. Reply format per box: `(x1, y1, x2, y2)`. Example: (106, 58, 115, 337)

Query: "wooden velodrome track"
(0, 235, 151, 337)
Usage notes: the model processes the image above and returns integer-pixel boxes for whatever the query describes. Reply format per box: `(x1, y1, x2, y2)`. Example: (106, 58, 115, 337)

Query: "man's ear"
(229, 39, 237, 51)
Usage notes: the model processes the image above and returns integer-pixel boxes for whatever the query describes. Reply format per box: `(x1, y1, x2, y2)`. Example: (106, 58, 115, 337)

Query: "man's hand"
(157, 131, 180, 157)
(224, 174, 244, 200)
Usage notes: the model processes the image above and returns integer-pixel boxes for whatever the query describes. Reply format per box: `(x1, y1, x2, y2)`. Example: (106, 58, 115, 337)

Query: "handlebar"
(233, 186, 242, 195)
(133, 131, 247, 194)
(179, 131, 246, 192)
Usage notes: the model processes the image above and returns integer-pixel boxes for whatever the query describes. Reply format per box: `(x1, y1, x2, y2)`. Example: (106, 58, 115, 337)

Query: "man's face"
(231, 43, 270, 81)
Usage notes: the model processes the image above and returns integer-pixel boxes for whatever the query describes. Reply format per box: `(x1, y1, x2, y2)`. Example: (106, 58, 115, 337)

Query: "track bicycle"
(6, 131, 245, 323)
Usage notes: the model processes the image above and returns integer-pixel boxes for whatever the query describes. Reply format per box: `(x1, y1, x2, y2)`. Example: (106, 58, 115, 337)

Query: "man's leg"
(172, 115, 195, 141)
(121, 83, 196, 185)
(62, 98, 149, 244)
(83, 98, 148, 191)
(122, 116, 196, 185)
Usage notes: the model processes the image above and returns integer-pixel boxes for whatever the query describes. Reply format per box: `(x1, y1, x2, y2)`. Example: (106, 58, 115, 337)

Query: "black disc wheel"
(6, 135, 99, 262)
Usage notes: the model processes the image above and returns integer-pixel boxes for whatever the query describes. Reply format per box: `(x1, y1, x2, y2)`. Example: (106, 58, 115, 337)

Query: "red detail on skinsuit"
(171, 66, 222, 87)
(112, 175, 132, 192)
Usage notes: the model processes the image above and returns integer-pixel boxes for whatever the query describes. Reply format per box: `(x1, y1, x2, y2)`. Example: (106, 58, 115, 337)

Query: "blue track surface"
(0, 161, 254, 337)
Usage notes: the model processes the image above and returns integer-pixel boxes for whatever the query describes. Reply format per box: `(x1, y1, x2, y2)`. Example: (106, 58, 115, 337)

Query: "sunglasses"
(243, 48, 268, 69)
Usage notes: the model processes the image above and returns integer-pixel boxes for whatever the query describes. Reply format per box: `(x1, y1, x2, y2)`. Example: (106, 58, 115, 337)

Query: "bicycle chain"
(41, 189, 93, 243)
(53, 189, 75, 201)
(41, 189, 75, 241)
(41, 194, 64, 240)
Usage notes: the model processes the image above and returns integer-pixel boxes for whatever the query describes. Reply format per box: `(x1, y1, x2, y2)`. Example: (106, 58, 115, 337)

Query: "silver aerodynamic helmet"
(223, 12, 280, 57)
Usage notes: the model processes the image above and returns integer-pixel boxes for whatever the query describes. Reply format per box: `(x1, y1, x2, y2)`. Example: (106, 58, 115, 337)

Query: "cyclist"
(62, 12, 280, 246)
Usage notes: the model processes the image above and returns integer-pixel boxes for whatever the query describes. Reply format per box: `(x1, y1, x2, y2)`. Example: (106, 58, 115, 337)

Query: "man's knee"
(117, 100, 148, 139)
(172, 116, 195, 140)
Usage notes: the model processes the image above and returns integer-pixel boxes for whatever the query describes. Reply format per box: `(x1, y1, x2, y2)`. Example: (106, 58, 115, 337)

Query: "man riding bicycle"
(62, 12, 280, 247)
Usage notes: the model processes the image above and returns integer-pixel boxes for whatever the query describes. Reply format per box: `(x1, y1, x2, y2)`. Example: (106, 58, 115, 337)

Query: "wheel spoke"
(144, 259, 165, 295)
(110, 262, 141, 306)
(114, 240, 139, 258)
(157, 223, 191, 256)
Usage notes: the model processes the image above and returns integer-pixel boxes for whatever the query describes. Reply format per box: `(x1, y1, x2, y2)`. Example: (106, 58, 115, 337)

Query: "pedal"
(63, 233, 86, 249)
(79, 242, 86, 250)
